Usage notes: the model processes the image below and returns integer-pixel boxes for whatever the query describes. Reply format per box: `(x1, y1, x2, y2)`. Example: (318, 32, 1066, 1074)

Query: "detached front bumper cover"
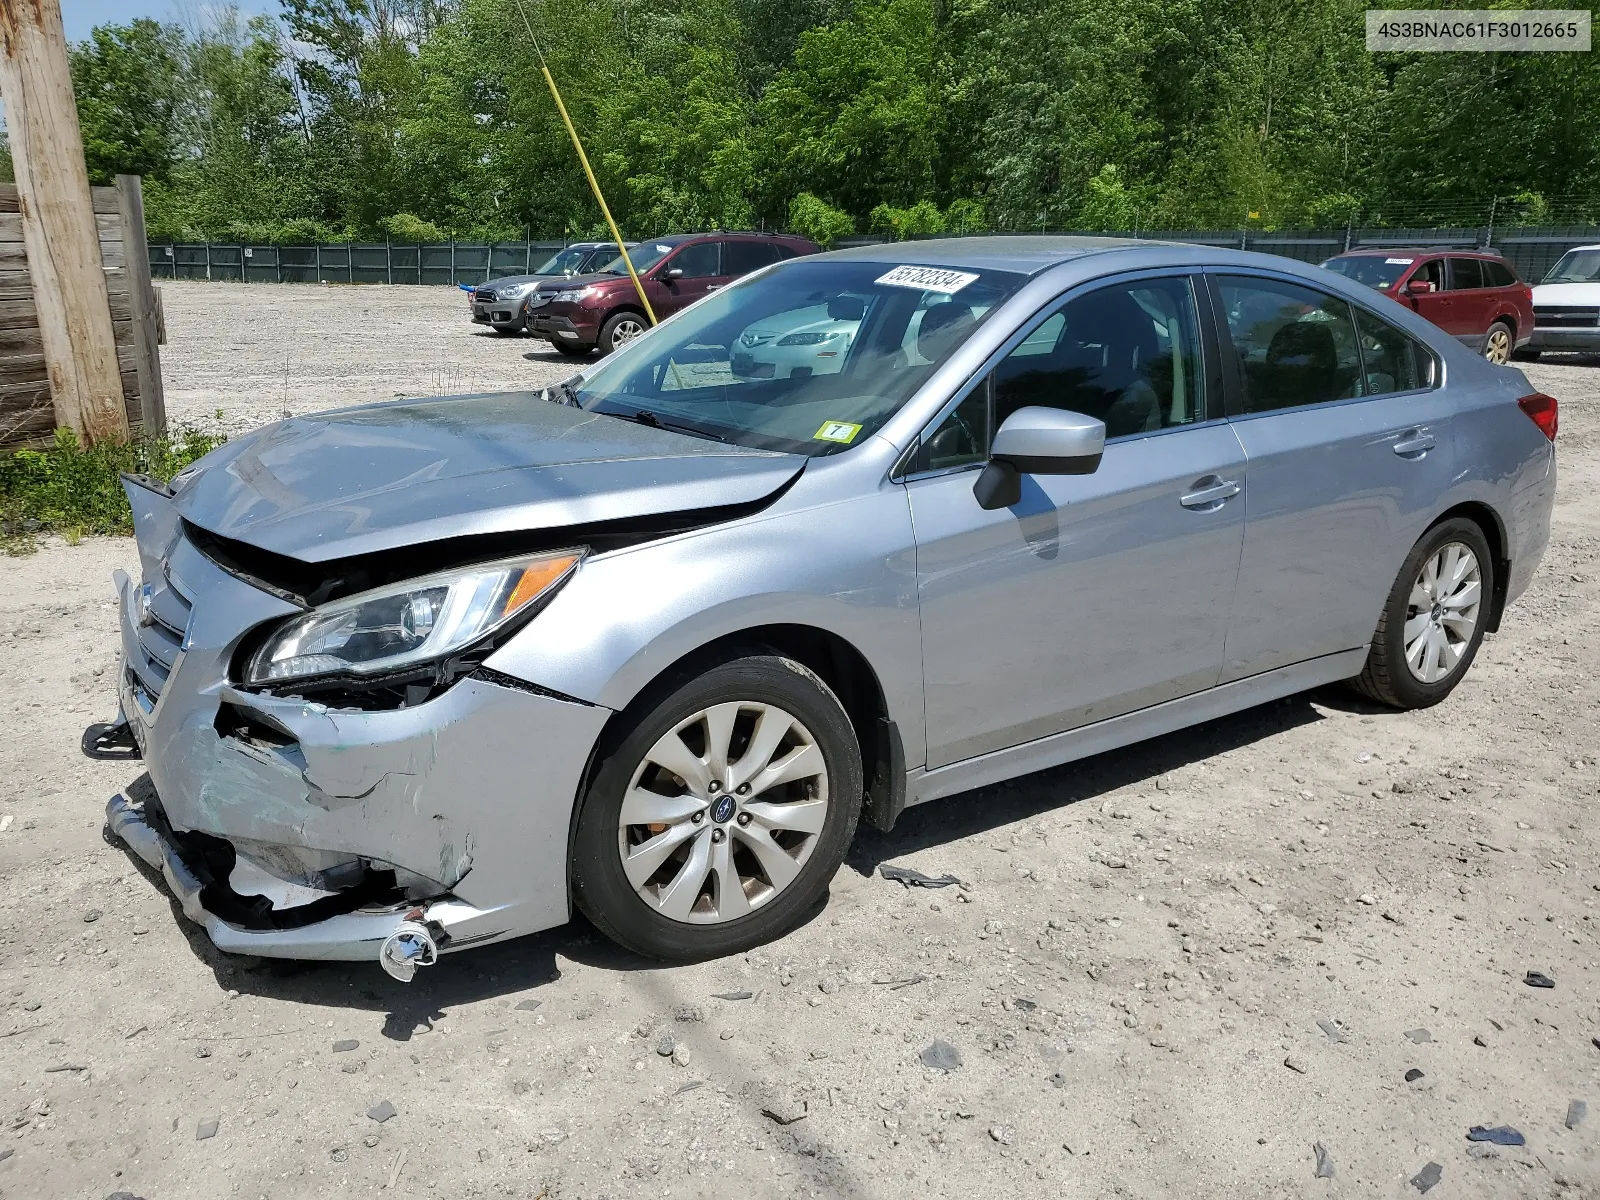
(106, 786, 488, 964)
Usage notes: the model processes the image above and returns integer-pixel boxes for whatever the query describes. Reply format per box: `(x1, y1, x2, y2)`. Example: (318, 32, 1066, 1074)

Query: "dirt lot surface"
(2, 282, 1598, 1199)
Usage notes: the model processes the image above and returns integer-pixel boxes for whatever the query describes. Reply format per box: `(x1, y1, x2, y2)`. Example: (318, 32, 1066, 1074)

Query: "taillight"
(1517, 392, 1558, 442)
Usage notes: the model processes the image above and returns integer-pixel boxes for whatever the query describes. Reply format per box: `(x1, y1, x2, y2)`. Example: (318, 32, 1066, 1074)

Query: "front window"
(534, 246, 597, 277)
(1544, 249, 1600, 283)
(1321, 255, 1414, 290)
(599, 242, 678, 275)
(566, 259, 1027, 456)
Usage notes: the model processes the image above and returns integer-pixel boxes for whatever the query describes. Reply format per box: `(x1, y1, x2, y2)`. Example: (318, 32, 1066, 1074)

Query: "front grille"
(127, 566, 193, 704)
(473, 289, 496, 302)
(1534, 306, 1600, 328)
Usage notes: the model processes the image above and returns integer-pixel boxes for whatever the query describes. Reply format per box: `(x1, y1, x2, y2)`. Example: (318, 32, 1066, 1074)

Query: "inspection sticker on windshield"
(1385, 257, 1415, 264)
(874, 265, 980, 294)
(815, 420, 863, 444)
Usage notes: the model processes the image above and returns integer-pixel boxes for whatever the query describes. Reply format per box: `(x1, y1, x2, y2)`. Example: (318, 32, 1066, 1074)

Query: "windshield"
(1543, 249, 1600, 283)
(601, 242, 677, 275)
(568, 259, 1027, 455)
(533, 246, 595, 276)
(1321, 255, 1415, 290)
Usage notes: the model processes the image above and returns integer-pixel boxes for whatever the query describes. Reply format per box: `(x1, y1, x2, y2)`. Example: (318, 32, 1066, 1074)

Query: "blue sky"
(63, 0, 282, 42)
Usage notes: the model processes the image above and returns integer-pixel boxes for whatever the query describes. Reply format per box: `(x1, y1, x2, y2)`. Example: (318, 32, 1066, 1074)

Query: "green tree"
(70, 19, 186, 183)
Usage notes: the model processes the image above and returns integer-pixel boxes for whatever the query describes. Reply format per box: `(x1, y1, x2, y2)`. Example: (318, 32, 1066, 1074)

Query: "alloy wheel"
(617, 702, 829, 923)
(610, 317, 645, 349)
(1403, 541, 1482, 683)
(1484, 325, 1511, 364)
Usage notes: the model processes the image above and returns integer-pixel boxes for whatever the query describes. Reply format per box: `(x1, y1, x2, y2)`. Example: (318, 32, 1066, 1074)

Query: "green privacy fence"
(148, 228, 1600, 288)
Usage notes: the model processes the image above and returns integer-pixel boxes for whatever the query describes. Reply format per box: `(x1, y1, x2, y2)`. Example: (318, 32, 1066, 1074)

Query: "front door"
(909, 274, 1247, 769)
(1400, 257, 1453, 332)
(1210, 272, 1458, 681)
(650, 241, 726, 319)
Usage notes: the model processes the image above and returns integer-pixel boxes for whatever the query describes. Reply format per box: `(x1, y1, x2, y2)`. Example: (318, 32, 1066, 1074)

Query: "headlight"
(776, 330, 841, 346)
(553, 286, 595, 304)
(244, 550, 583, 685)
(498, 282, 538, 299)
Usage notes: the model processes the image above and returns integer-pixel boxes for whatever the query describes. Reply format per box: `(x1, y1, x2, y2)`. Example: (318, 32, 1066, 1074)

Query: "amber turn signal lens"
(502, 553, 581, 618)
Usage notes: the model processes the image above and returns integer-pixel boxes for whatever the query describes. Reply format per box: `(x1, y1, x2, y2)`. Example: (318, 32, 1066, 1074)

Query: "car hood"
(532, 270, 626, 294)
(1531, 282, 1600, 303)
(478, 274, 554, 290)
(173, 392, 805, 562)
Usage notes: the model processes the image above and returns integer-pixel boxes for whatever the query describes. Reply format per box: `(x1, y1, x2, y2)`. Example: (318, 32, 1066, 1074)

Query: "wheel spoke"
(620, 787, 702, 828)
(1424, 626, 1446, 681)
(1408, 583, 1432, 610)
(654, 829, 712, 921)
(1438, 628, 1463, 671)
(734, 823, 801, 893)
(622, 821, 700, 891)
(744, 797, 828, 836)
(1406, 625, 1430, 670)
(701, 702, 742, 779)
(1441, 611, 1476, 635)
(731, 705, 794, 790)
(708, 835, 751, 919)
(646, 732, 711, 797)
(1441, 579, 1480, 610)
(749, 742, 825, 797)
(1403, 612, 1432, 644)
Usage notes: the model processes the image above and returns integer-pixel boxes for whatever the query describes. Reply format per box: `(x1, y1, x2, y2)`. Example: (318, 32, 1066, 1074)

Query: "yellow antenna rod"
(511, 0, 656, 325)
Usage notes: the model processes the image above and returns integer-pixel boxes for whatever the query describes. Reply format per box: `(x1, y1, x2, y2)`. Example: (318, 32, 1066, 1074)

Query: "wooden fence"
(1, 176, 164, 450)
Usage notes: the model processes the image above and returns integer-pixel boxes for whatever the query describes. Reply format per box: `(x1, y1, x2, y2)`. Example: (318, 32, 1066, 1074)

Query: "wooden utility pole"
(0, 0, 129, 444)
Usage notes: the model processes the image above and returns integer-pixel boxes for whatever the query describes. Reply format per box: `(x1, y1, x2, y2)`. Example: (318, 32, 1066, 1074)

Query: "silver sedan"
(97, 238, 1556, 974)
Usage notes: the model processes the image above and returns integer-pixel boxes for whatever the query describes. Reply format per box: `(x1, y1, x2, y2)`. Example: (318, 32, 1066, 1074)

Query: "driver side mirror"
(662, 266, 684, 281)
(973, 407, 1105, 510)
(1404, 278, 1435, 295)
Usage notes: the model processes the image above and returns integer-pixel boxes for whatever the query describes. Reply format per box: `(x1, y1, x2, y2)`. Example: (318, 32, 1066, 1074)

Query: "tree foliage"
(69, 0, 1600, 241)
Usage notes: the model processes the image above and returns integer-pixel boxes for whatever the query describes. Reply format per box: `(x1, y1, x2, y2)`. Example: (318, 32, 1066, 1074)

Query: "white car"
(1522, 244, 1600, 359)
(731, 298, 864, 379)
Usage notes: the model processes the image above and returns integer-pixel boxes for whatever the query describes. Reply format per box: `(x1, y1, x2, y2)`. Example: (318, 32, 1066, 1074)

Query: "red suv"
(525, 232, 820, 357)
(1320, 249, 1534, 364)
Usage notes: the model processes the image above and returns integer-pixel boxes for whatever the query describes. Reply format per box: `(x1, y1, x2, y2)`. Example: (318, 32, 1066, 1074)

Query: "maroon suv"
(1320, 248, 1534, 364)
(525, 232, 820, 356)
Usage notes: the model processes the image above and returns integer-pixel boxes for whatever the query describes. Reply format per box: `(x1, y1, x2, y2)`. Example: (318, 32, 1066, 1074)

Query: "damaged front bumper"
(106, 476, 613, 965)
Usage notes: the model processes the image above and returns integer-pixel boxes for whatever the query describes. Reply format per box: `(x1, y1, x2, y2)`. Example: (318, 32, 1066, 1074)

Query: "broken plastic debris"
(711, 991, 754, 1001)
(880, 864, 961, 889)
(1403, 1028, 1432, 1043)
(515, 998, 541, 1011)
(1410, 1162, 1442, 1192)
(1524, 970, 1555, 989)
(1404, 1068, 1425, 1083)
(1316, 1019, 1348, 1043)
(366, 1100, 398, 1123)
(378, 920, 438, 983)
(1467, 1125, 1524, 1146)
(1566, 1100, 1587, 1130)
(920, 1040, 962, 1070)
(1313, 1141, 1334, 1178)
(196, 1118, 219, 1141)
(332, 1039, 359, 1053)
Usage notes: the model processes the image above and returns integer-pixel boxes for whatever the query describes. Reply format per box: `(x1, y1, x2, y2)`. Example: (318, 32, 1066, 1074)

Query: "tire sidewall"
(571, 655, 863, 961)
(1378, 518, 1495, 708)
(1483, 321, 1512, 363)
(599, 312, 645, 356)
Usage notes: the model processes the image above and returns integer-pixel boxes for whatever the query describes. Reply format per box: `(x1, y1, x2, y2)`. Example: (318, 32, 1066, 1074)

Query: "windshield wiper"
(609, 406, 726, 443)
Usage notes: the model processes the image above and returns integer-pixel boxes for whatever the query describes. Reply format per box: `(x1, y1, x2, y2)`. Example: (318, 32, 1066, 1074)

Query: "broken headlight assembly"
(243, 549, 584, 687)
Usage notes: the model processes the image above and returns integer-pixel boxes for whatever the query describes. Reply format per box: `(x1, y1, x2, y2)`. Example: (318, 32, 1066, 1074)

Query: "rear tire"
(571, 654, 863, 962)
(1482, 320, 1513, 364)
(1349, 517, 1494, 710)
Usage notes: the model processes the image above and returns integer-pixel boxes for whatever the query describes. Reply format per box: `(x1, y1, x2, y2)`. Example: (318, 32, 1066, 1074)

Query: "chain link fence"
(149, 227, 1600, 289)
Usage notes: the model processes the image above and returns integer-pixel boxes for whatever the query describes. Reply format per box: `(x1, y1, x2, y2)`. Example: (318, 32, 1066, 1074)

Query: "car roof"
(1330, 247, 1506, 260)
(821, 235, 1172, 276)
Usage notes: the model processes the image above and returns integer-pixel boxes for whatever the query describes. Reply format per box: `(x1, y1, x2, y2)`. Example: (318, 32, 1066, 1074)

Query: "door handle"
(1179, 477, 1241, 509)
(705, 284, 723, 291)
(1392, 429, 1435, 457)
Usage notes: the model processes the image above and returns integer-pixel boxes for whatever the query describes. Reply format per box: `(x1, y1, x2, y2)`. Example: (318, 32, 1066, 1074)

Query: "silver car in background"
(471, 242, 625, 334)
(98, 238, 1557, 974)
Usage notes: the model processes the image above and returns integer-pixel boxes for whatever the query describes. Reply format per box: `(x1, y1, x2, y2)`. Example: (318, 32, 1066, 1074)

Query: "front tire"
(1482, 321, 1513, 364)
(1512, 348, 1542, 362)
(572, 655, 863, 962)
(1350, 517, 1494, 709)
(553, 341, 591, 357)
(598, 311, 648, 356)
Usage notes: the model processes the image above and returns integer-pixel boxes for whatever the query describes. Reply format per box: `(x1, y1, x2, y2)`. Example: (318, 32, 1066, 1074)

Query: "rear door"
(1210, 272, 1457, 682)
(724, 239, 787, 282)
(1444, 257, 1490, 343)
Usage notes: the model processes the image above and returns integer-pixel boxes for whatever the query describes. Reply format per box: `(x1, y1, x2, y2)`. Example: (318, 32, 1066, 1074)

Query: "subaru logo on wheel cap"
(710, 795, 736, 824)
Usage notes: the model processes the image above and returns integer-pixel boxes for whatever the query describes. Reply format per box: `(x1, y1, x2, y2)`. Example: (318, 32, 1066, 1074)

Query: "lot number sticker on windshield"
(815, 420, 863, 444)
(1385, 257, 1414, 264)
(874, 265, 980, 294)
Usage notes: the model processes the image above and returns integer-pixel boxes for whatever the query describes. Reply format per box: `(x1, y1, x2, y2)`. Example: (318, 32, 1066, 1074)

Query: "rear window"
(1321, 255, 1415, 291)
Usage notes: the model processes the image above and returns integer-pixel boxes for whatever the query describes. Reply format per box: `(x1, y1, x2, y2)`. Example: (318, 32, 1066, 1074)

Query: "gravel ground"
(2, 282, 1599, 1199)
